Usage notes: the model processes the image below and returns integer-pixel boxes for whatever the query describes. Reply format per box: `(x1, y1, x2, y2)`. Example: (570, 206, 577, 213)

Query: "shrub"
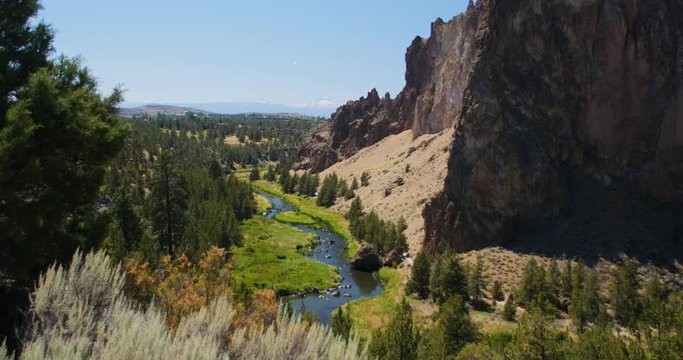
(14, 249, 366, 359)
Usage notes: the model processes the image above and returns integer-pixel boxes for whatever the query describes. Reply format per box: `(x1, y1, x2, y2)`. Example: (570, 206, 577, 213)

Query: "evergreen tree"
(491, 280, 505, 302)
(438, 296, 480, 356)
(248, 166, 260, 181)
(0, 56, 127, 283)
(360, 171, 370, 187)
(517, 258, 547, 306)
(346, 197, 364, 224)
(561, 258, 573, 303)
(572, 325, 630, 360)
(406, 250, 431, 299)
(368, 298, 420, 360)
(149, 151, 189, 256)
(570, 266, 600, 332)
(467, 255, 486, 304)
(112, 189, 143, 252)
(546, 259, 562, 308)
(350, 177, 359, 191)
(316, 173, 338, 207)
(610, 260, 641, 327)
(430, 252, 468, 303)
(208, 156, 222, 179)
(264, 165, 276, 181)
(503, 294, 517, 321)
(506, 306, 569, 360)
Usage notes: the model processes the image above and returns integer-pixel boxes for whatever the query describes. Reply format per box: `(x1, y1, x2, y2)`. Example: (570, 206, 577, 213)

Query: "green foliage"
(0, 56, 127, 284)
(430, 252, 468, 304)
(148, 150, 189, 256)
(569, 264, 600, 332)
(438, 296, 480, 355)
(265, 164, 277, 181)
(503, 294, 517, 321)
(455, 343, 503, 360)
(491, 280, 505, 302)
(406, 250, 431, 299)
(516, 259, 548, 306)
(248, 166, 260, 181)
(273, 211, 317, 226)
(317, 173, 339, 207)
(506, 306, 570, 360)
(0, 0, 53, 123)
(571, 325, 630, 360)
(296, 171, 318, 197)
(369, 298, 420, 360)
(360, 171, 370, 187)
(208, 156, 222, 179)
(610, 260, 641, 327)
(232, 216, 339, 295)
(349, 209, 408, 255)
(467, 255, 486, 304)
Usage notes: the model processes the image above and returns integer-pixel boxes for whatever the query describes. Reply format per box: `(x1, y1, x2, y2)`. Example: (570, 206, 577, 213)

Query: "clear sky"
(39, 1, 468, 109)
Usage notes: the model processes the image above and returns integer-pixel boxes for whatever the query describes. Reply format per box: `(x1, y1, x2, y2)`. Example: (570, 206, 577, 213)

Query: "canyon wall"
(301, 0, 683, 260)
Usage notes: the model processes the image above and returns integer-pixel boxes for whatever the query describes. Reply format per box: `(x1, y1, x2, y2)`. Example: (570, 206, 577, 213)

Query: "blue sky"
(40, 1, 468, 111)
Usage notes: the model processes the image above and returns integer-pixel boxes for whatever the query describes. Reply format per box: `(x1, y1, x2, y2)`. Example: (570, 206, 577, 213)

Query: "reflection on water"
(257, 192, 382, 324)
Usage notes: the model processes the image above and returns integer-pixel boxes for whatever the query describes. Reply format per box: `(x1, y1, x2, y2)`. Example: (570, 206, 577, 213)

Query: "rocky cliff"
(302, 0, 683, 262)
(298, 1, 482, 172)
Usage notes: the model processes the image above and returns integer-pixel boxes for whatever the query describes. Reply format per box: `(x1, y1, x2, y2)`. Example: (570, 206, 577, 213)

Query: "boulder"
(350, 242, 382, 272)
(382, 249, 402, 267)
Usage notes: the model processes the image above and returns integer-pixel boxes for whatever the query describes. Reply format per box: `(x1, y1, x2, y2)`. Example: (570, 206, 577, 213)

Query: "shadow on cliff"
(495, 173, 683, 269)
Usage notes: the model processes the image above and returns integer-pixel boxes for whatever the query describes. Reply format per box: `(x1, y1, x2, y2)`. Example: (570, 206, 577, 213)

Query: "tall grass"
(4, 250, 366, 359)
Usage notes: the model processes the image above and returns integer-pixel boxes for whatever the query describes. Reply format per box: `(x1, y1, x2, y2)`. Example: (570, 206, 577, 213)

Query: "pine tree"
(149, 151, 189, 256)
(610, 260, 641, 327)
(467, 255, 485, 304)
(360, 171, 370, 187)
(407, 250, 431, 299)
(506, 306, 569, 360)
(438, 296, 479, 356)
(517, 258, 547, 306)
(491, 280, 505, 302)
(368, 298, 420, 360)
(430, 252, 468, 303)
(546, 258, 561, 308)
(503, 294, 516, 321)
(112, 189, 143, 253)
(350, 177, 359, 191)
(208, 156, 222, 179)
(1, 56, 127, 284)
(249, 166, 260, 181)
(265, 165, 276, 181)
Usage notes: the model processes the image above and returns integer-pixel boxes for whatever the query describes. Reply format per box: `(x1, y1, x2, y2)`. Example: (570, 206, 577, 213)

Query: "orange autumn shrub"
(124, 246, 232, 330)
(228, 289, 279, 342)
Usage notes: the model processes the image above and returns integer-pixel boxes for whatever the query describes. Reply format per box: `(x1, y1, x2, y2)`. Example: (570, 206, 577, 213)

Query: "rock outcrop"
(302, 0, 683, 262)
(350, 242, 382, 272)
(298, 2, 482, 172)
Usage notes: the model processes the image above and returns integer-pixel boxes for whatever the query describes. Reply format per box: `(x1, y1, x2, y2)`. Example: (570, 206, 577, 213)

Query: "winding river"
(258, 192, 382, 324)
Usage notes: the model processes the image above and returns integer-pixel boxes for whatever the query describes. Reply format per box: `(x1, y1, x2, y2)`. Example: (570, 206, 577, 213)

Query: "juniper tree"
(407, 250, 431, 299)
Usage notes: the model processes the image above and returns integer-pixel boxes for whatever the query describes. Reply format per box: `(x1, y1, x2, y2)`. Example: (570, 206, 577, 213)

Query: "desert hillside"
(321, 128, 454, 254)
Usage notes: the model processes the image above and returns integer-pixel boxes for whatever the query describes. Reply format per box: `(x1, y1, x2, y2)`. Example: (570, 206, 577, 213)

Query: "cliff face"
(301, 0, 683, 260)
(424, 0, 683, 256)
(298, 1, 482, 172)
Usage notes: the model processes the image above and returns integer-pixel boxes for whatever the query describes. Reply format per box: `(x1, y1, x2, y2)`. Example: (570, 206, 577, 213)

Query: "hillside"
(119, 104, 212, 117)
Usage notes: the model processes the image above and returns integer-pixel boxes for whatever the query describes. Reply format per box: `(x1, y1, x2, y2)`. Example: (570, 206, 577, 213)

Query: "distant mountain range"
(120, 100, 338, 118)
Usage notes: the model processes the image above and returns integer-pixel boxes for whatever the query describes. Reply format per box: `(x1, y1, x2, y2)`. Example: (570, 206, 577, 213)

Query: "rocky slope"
(301, 0, 683, 266)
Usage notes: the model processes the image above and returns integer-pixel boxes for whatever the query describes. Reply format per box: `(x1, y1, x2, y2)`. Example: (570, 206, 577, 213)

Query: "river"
(257, 191, 382, 324)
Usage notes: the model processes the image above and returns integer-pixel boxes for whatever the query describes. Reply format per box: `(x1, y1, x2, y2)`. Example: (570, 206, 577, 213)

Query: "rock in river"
(350, 242, 382, 272)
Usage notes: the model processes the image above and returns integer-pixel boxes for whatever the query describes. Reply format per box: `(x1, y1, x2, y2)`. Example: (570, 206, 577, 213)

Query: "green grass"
(345, 267, 402, 337)
(255, 194, 272, 214)
(250, 180, 360, 258)
(233, 217, 340, 295)
(273, 211, 317, 226)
